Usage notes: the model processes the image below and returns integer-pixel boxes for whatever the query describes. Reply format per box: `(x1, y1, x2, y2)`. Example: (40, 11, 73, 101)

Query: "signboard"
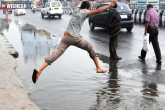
(0, 1, 28, 9)
(137, 4, 147, 9)
(160, 4, 165, 10)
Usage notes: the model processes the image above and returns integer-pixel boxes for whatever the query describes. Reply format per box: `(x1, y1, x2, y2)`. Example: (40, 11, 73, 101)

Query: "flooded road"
(1, 11, 165, 110)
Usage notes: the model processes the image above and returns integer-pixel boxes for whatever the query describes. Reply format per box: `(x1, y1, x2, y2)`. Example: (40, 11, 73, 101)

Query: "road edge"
(0, 33, 40, 110)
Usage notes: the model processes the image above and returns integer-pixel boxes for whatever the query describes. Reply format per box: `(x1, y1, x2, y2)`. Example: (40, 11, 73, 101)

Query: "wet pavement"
(0, 10, 165, 110)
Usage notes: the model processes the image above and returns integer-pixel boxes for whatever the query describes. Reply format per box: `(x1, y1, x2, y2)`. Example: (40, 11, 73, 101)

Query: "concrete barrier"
(5, 41, 19, 58)
(162, 11, 165, 26)
(133, 9, 139, 23)
(132, 9, 165, 27)
(159, 10, 164, 26)
(135, 9, 140, 23)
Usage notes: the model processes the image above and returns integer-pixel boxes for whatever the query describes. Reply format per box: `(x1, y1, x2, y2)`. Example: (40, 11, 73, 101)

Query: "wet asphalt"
(0, 9, 165, 110)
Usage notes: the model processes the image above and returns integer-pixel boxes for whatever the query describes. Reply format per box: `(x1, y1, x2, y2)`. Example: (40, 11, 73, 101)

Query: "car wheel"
(126, 27, 132, 32)
(89, 22, 95, 30)
(41, 13, 44, 18)
(58, 15, 61, 19)
(48, 15, 51, 19)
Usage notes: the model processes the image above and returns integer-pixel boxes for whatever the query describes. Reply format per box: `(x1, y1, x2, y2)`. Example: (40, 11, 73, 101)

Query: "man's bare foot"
(36, 69, 42, 81)
(96, 68, 106, 73)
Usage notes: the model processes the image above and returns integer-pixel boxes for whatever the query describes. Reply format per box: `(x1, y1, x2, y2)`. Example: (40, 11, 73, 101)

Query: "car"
(41, 1, 63, 19)
(14, 9, 26, 16)
(88, 2, 134, 32)
(3, 8, 12, 14)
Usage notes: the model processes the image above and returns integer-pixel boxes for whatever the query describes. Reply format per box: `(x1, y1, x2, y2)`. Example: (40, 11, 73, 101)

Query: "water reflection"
(91, 53, 165, 110)
(15, 21, 61, 63)
(91, 53, 121, 109)
(0, 19, 11, 32)
(2, 18, 165, 110)
(139, 64, 162, 110)
(141, 64, 162, 97)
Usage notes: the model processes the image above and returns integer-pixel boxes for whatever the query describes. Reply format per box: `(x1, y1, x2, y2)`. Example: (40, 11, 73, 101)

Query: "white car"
(41, 1, 63, 19)
(14, 9, 26, 16)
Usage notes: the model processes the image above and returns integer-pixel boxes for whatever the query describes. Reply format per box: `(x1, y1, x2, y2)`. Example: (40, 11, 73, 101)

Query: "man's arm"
(144, 21, 150, 35)
(87, 0, 117, 16)
(144, 11, 150, 35)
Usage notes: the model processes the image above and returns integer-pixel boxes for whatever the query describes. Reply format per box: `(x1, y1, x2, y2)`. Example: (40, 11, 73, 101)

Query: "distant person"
(138, 4, 162, 64)
(32, 0, 117, 83)
(107, 3, 121, 60)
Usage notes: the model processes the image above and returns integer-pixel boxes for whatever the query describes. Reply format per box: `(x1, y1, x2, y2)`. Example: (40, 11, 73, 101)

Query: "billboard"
(0, 1, 29, 9)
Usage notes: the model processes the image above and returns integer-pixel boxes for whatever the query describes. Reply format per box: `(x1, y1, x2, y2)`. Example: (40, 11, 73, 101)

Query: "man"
(138, 4, 162, 64)
(107, 3, 121, 60)
(32, 0, 117, 83)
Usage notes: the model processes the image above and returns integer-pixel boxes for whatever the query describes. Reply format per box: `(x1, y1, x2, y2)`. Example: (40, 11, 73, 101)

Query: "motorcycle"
(32, 8, 35, 13)
(32, 6, 36, 13)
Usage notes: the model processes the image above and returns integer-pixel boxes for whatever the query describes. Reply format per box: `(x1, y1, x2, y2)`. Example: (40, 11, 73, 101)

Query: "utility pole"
(5, 9, 8, 19)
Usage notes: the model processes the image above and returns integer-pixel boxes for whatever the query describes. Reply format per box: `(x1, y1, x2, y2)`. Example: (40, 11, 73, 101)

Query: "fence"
(132, 9, 165, 26)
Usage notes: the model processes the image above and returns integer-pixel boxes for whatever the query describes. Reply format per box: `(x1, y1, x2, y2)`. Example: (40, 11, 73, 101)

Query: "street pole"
(5, 9, 8, 19)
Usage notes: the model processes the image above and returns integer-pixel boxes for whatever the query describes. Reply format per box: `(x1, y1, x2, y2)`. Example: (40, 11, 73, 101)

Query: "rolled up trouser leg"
(45, 36, 69, 65)
(74, 37, 96, 59)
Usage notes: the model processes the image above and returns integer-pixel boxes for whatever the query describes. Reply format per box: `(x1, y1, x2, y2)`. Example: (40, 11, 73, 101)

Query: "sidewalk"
(0, 33, 40, 110)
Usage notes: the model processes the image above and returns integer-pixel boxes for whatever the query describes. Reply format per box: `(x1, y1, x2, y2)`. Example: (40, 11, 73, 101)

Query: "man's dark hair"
(80, 1, 90, 9)
(113, 3, 118, 8)
(147, 4, 153, 8)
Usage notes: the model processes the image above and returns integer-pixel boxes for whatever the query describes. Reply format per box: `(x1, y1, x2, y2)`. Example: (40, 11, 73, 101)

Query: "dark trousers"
(141, 27, 161, 61)
(109, 34, 118, 57)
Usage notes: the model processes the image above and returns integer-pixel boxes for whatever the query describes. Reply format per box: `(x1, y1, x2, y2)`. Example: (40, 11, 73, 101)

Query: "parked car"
(88, 2, 134, 31)
(3, 8, 12, 14)
(41, 1, 63, 19)
(14, 9, 26, 16)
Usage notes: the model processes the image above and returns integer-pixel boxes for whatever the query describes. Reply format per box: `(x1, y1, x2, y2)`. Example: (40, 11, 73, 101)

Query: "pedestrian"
(138, 4, 162, 64)
(32, 0, 117, 83)
(107, 3, 121, 60)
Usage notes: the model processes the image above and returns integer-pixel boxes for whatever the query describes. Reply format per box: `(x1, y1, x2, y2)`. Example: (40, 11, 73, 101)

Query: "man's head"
(147, 4, 153, 10)
(80, 1, 90, 9)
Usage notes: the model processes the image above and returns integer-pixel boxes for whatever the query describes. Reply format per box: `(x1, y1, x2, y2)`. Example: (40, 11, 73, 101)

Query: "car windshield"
(51, 2, 61, 7)
(116, 4, 131, 13)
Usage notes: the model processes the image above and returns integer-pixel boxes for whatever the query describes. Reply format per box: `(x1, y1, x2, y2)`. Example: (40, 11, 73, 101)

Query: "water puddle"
(1, 18, 165, 110)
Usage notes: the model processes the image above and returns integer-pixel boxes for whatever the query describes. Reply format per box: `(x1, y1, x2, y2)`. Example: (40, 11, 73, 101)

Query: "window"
(96, 4, 107, 9)
(45, 3, 48, 7)
(47, 3, 50, 7)
(51, 2, 61, 7)
(96, 4, 109, 12)
(116, 4, 131, 13)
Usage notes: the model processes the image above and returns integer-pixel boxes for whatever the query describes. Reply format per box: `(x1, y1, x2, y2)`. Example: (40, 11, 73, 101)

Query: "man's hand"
(111, 0, 117, 6)
(144, 21, 149, 36)
(144, 30, 147, 35)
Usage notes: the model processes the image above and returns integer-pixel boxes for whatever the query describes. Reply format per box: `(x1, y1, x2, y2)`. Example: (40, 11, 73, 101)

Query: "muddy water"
(1, 19, 165, 110)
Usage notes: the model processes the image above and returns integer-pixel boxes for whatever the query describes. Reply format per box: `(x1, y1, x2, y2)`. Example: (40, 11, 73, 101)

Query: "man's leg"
(109, 35, 117, 57)
(109, 36, 113, 57)
(140, 49, 147, 59)
(139, 33, 149, 60)
(150, 28, 161, 62)
(74, 37, 106, 73)
(110, 34, 121, 59)
(35, 36, 70, 80)
(113, 34, 119, 57)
